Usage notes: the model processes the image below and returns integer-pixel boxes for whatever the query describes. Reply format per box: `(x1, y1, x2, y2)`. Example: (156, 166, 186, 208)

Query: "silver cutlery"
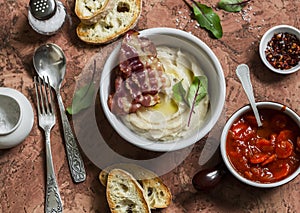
(236, 64, 262, 127)
(34, 76, 63, 213)
(33, 43, 86, 183)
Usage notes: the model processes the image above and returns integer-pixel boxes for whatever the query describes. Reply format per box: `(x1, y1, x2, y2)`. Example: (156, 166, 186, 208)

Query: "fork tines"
(34, 76, 54, 115)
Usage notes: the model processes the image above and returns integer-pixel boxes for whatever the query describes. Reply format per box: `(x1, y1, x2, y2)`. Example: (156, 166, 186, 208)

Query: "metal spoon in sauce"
(33, 43, 86, 183)
(236, 64, 263, 127)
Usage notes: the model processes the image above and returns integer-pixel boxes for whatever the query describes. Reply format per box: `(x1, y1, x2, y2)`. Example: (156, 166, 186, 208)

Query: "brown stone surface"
(0, 0, 299, 212)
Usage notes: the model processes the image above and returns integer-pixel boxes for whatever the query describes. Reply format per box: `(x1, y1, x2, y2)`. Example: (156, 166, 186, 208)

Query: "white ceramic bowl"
(220, 102, 300, 188)
(259, 25, 300, 74)
(100, 27, 226, 152)
(0, 94, 22, 135)
(0, 87, 34, 149)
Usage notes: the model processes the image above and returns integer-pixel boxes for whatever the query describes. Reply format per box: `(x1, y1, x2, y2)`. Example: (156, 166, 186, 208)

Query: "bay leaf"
(66, 83, 95, 115)
(192, 2, 223, 39)
(218, 0, 250, 12)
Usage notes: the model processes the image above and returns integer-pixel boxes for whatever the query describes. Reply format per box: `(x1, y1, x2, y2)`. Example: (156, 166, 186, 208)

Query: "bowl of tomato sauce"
(220, 102, 300, 188)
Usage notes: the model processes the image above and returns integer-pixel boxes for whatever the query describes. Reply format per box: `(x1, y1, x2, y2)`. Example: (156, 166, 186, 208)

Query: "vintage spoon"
(33, 43, 86, 183)
(236, 64, 263, 127)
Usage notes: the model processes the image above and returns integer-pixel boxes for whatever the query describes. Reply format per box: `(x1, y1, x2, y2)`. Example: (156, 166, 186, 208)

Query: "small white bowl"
(0, 94, 22, 135)
(100, 27, 226, 152)
(0, 87, 34, 149)
(259, 25, 300, 74)
(220, 102, 300, 188)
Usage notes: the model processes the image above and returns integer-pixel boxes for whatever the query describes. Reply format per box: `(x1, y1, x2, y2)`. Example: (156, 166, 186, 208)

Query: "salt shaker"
(28, 0, 66, 35)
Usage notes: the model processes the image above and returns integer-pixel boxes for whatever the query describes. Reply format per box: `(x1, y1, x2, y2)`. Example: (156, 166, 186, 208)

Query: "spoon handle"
(56, 92, 86, 183)
(236, 64, 262, 127)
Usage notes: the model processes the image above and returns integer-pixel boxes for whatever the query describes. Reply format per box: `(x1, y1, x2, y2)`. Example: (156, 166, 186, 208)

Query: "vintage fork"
(34, 76, 63, 213)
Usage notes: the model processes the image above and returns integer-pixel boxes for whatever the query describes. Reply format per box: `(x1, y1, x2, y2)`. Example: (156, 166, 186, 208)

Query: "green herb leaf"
(187, 75, 208, 108)
(192, 1, 223, 39)
(172, 75, 208, 127)
(67, 60, 97, 115)
(172, 79, 186, 103)
(218, 0, 250, 12)
(66, 83, 95, 115)
(187, 76, 208, 126)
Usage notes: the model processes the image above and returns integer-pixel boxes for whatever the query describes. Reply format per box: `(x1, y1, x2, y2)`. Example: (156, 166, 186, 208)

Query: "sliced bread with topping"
(76, 0, 142, 44)
(100, 163, 172, 209)
(106, 169, 151, 213)
(75, 0, 110, 24)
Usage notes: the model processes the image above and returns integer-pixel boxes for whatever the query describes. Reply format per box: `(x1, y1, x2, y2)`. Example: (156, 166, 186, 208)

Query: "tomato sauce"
(226, 109, 300, 183)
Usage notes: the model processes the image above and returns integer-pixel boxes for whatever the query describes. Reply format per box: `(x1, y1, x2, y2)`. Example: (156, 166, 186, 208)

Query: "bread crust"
(76, 0, 142, 44)
(100, 163, 172, 209)
(106, 169, 151, 213)
(75, 0, 110, 24)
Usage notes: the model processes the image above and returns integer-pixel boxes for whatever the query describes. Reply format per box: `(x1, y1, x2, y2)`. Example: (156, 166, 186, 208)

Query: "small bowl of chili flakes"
(220, 102, 300, 188)
(259, 25, 300, 74)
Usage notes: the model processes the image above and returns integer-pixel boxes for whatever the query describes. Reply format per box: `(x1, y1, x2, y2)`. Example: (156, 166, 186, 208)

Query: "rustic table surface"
(1, 0, 299, 212)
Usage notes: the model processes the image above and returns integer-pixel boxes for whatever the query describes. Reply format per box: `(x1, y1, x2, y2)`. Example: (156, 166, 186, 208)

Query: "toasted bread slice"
(106, 169, 151, 213)
(75, 0, 110, 24)
(76, 0, 142, 44)
(100, 163, 172, 209)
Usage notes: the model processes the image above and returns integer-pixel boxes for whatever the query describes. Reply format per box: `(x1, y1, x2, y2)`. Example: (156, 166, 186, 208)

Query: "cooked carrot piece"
(256, 138, 271, 146)
(230, 121, 249, 140)
(261, 154, 277, 166)
(277, 130, 295, 143)
(275, 140, 294, 159)
(250, 153, 269, 164)
(272, 163, 291, 180)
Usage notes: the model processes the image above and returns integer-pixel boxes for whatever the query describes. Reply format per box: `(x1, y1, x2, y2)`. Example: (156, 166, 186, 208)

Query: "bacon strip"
(108, 30, 169, 115)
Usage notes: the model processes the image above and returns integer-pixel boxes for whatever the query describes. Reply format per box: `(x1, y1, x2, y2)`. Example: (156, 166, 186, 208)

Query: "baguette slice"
(75, 0, 110, 24)
(106, 169, 151, 213)
(76, 0, 142, 44)
(100, 164, 172, 209)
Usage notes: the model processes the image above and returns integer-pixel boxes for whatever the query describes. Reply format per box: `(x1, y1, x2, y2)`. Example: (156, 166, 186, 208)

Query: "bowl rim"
(0, 94, 22, 135)
(259, 24, 300, 74)
(100, 27, 226, 152)
(220, 101, 300, 188)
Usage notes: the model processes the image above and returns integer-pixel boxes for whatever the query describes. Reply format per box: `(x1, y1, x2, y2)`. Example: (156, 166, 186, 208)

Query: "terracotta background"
(0, 0, 299, 212)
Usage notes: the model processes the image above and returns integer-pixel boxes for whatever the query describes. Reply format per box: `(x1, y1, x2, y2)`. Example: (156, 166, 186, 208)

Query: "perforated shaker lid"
(29, 0, 57, 20)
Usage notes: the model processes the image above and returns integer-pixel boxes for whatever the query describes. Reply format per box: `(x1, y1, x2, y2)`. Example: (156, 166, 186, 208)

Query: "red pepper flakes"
(265, 32, 300, 70)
